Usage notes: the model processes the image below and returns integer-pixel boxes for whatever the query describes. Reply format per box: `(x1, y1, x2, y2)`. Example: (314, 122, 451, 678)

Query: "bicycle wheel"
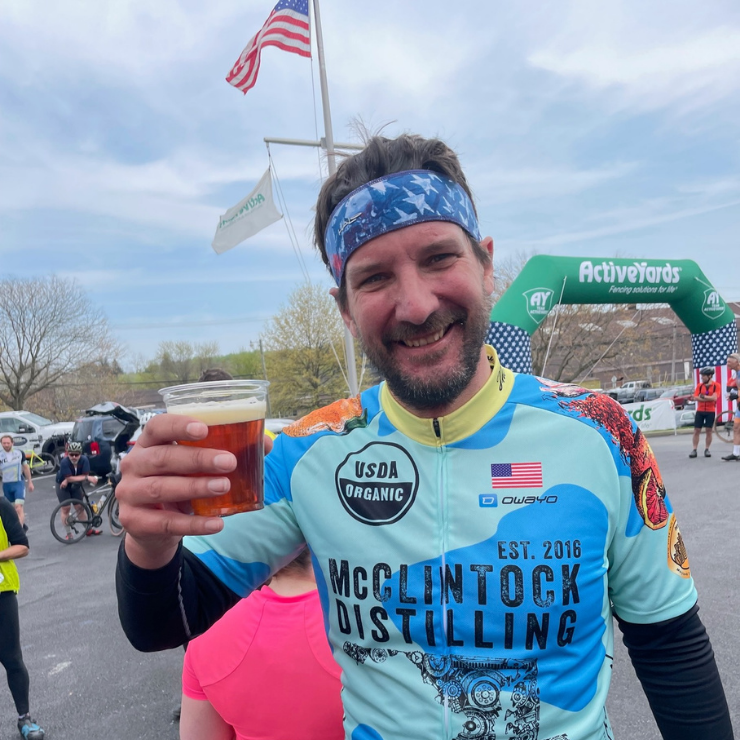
(50, 499, 92, 544)
(34, 453, 57, 476)
(108, 496, 124, 537)
(714, 410, 735, 443)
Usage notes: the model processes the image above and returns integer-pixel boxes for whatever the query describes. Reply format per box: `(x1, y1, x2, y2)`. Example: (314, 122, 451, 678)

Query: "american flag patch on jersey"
(491, 463, 543, 489)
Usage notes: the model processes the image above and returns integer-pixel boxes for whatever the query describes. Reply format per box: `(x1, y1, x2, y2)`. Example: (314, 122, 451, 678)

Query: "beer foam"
(168, 398, 266, 425)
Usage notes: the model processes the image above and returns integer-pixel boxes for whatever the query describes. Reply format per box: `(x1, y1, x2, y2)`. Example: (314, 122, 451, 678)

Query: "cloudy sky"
(2, 0, 739, 366)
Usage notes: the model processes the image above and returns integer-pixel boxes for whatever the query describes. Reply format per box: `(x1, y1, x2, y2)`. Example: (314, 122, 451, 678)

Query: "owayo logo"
(701, 288, 724, 319)
(523, 288, 554, 321)
(335, 441, 419, 526)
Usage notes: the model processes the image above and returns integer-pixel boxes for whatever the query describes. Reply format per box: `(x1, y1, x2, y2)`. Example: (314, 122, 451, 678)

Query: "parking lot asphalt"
(2, 433, 738, 739)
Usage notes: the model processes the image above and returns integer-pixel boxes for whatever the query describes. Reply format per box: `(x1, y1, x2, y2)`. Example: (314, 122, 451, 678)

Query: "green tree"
(225, 348, 263, 379)
(262, 283, 350, 417)
(156, 341, 219, 384)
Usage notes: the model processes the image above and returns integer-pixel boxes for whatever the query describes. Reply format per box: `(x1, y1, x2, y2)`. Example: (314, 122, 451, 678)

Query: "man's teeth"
(403, 329, 445, 348)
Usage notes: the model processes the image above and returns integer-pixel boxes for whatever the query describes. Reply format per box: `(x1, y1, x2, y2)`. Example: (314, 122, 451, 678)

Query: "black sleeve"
(616, 603, 734, 740)
(115, 539, 240, 652)
(0, 499, 28, 549)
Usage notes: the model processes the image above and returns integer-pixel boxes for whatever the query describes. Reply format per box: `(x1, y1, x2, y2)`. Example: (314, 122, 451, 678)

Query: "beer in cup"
(159, 380, 269, 517)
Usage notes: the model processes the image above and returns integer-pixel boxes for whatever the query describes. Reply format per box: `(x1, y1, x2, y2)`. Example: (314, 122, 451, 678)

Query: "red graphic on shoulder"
(542, 385, 668, 531)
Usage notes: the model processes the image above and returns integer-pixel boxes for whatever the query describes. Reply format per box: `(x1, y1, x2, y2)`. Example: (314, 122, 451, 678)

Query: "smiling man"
(116, 135, 732, 740)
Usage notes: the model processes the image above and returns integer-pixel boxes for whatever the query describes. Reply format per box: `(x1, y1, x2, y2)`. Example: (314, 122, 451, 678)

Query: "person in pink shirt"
(180, 548, 343, 740)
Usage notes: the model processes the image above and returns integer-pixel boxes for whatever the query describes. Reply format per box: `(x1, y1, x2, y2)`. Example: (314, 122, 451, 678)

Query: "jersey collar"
(380, 345, 515, 445)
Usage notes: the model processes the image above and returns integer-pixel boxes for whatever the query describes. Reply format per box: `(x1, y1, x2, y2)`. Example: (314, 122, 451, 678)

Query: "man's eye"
(360, 273, 385, 287)
(430, 253, 455, 265)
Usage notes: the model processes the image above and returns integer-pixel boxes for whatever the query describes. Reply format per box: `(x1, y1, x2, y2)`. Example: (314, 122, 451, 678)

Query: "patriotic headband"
(324, 169, 481, 285)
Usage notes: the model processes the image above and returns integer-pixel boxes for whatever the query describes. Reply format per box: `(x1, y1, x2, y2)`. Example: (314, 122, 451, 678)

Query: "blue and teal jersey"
(0, 448, 24, 484)
(185, 347, 696, 740)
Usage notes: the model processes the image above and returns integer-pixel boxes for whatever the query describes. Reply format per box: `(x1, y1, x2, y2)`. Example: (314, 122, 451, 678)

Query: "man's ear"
(329, 287, 358, 338)
(480, 236, 494, 295)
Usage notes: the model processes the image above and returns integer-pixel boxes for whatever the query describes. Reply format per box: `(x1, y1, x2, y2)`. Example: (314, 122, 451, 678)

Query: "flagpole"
(312, 0, 359, 397)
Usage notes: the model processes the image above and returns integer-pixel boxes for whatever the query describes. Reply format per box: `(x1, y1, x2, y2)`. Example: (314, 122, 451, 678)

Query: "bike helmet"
(67, 441, 83, 454)
(700, 367, 715, 376)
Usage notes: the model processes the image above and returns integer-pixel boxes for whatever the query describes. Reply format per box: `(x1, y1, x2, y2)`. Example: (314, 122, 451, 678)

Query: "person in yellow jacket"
(0, 498, 44, 739)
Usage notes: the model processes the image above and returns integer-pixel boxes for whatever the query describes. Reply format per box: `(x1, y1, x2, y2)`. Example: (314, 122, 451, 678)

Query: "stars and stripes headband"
(324, 169, 481, 285)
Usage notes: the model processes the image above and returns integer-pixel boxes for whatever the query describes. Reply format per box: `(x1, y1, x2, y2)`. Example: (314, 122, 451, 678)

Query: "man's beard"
(357, 297, 492, 412)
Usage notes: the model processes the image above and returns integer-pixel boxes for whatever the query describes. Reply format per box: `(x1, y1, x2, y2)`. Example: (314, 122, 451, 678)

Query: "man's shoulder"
(282, 392, 377, 440)
(508, 375, 636, 446)
(0, 496, 17, 521)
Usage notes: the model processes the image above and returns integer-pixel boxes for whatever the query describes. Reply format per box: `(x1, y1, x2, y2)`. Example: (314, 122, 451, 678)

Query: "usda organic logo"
(524, 288, 554, 321)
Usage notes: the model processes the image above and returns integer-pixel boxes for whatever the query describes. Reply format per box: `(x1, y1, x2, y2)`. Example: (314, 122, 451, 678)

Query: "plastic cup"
(159, 380, 269, 517)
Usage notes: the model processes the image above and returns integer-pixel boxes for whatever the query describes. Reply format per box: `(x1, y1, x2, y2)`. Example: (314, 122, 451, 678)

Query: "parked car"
(634, 388, 664, 403)
(0, 411, 73, 461)
(616, 380, 652, 404)
(659, 385, 694, 410)
(70, 403, 140, 479)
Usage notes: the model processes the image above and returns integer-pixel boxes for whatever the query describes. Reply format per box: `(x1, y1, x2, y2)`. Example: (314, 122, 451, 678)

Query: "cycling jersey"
(0, 449, 24, 484)
(693, 381, 720, 413)
(182, 347, 696, 740)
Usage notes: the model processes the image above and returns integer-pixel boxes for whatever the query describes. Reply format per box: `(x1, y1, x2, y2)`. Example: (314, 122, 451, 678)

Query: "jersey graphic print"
(344, 643, 548, 740)
(539, 380, 669, 531)
(284, 396, 367, 437)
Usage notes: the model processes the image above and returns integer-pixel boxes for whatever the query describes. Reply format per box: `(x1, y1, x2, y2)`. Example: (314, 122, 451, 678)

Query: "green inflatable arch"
(486, 256, 737, 395)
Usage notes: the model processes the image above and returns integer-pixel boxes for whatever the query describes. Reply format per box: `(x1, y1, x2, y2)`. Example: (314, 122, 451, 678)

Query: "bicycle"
(50, 481, 124, 544)
(24, 449, 57, 476)
(713, 410, 735, 444)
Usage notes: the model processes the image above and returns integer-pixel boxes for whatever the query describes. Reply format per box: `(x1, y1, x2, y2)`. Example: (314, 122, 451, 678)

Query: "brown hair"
(275, 546, 312, 576)
(198, 368, 233, 382)
(314, 134, 487, 303)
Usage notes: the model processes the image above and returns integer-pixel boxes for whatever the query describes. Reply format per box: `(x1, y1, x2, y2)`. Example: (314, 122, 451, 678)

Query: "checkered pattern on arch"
(487, 321, 533, 373)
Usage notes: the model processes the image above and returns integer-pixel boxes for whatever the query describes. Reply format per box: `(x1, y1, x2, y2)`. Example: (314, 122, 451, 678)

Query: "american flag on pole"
(491, 463, 543, 489)
(226, 0, 311, 95)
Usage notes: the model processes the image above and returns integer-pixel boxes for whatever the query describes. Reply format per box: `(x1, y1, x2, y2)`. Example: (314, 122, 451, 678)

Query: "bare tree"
(0, 276, 119, 409)
(30, 360, 129, 420)
(493, 253, 651, 382)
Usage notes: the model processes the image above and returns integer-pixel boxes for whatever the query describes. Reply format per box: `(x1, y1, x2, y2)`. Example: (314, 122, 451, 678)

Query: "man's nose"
(393, 272, 440, 325)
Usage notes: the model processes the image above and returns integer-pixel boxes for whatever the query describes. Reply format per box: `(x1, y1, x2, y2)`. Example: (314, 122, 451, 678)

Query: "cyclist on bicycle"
(0, 435, 33, 532)
(722, 352, 740, 461)
(56, 441, 101, 539)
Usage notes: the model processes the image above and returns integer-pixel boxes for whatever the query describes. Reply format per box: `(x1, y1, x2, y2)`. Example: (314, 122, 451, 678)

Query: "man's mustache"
(383, 309, 467, 344)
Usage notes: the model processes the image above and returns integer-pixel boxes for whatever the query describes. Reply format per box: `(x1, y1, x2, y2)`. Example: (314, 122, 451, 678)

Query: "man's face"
(701, 373, 712, 384)
(728, 357, 740, 373)
(334, 221, 494, 412)
(1, 437, 12, 452)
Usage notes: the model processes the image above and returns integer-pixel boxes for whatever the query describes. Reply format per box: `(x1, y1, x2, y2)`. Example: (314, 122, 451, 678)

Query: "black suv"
(70, 403, 140, 478)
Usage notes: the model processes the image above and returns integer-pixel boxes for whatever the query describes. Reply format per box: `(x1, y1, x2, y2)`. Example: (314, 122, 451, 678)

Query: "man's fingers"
(121, 442, 236, 479)
(119, 505, 224, 540)
(136, 413, 208, 448)
(120, 474, 231, 507)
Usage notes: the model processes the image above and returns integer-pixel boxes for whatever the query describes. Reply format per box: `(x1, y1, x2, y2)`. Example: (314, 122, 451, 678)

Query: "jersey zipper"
(433, 416, 450, 738)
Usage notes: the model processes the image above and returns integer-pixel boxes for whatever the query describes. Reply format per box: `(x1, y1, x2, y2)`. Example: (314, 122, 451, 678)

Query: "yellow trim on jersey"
(380, 345, 515, 446)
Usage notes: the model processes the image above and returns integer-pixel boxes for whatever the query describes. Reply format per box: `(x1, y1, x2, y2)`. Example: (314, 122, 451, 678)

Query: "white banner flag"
(623, 398, 677, 432)
(211, 168, 282, 254)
